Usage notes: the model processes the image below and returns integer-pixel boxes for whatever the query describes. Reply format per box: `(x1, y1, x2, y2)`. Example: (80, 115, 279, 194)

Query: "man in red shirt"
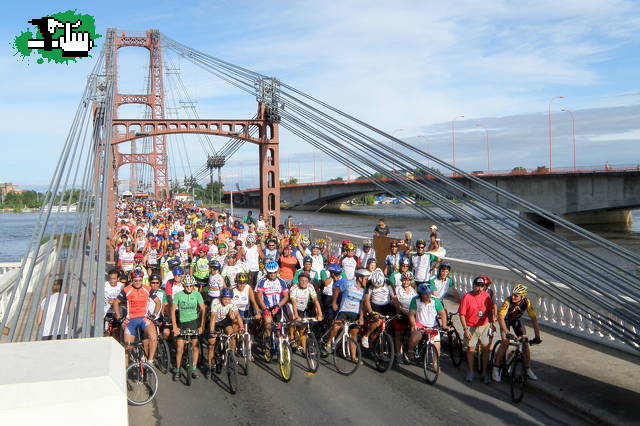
(458, 276, 494, 383)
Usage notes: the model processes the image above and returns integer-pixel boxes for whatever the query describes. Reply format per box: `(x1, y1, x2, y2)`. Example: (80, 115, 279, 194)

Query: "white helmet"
(246, 234, 256, 243)
(355, 269, 371, 278)
(369, 268, 386, 288)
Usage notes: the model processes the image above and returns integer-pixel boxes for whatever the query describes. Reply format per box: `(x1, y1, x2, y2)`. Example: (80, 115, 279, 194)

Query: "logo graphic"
(12, 10, 101, 64)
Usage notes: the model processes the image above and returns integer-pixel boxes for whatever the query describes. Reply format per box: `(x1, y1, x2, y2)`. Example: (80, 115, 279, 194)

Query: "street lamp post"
(561, 109, 576, 171)
(475, 123, 490, 172)
(548, 96, 564, 170)
(452, 116, 464, 170)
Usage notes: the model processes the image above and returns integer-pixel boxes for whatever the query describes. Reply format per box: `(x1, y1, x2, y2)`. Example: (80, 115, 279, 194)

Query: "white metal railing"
(0, 263, 21, 275)
(308, 228, 639, 355)
(309, 229, 368, 256)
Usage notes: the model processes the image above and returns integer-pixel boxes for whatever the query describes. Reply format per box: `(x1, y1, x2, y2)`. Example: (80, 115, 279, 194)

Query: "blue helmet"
(209, 259, 221, 269)
(167, 258, 180, 269)
(327, 264, 342, 274)
(173, 266, 185, 276)
(221, 288, 234, 298)
(417, 284, 433, 295)
(303, 256, 313, 264)
(265, 260, 279, 273)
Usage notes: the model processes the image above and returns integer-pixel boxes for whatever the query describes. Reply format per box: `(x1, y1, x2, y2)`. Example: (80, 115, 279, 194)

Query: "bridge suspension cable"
(162, 35, 640, 350)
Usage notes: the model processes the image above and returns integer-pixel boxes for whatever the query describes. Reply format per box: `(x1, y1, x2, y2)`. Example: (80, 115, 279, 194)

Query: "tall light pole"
(561, 109, 576, 171)
(548, 96, 564, 170)
(451, 116, 464, 170)
(475, 123, 491, 172)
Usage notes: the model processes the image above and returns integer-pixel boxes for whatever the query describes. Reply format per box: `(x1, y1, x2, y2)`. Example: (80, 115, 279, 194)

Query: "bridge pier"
(522, 209, 633, 231)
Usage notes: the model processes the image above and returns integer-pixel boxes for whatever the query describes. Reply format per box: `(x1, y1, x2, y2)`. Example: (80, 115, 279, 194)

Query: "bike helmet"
(401, 271, 414, 281)
(366, 258, 377, 266)
(369, 268, 386, 288)
(221, 288, 234, 298)
(512, 283, 528, 296)
(328, 256, 339, 265)
(345, 243, 356, 251)
(303, 255, 313, 264)
(341, 240, 351, 246)
(355, 269, 371, 278)
(417, 283, 433, 295)
(227, 249, 238, 258)
(218, 242, 227, 249)
(236, 273, 250, 284)
(167, 258, 181, 269)
(134, 252, 144, 261)
(149, 273, 161, 282)
(183, 275, 194, 285)
(300, 237, 310, 246)
(327, 264, 342, 275)
(473, 276, 490, 287)
(246, 234, 256, 243)
(131, 269, 145, 279)
(363, 239, 372, 247)
(231, 230, 239, 237)
(265, 260, 279, 273)
(400, 257, 410, 266)
(191, 231, 198, 238)
(167, 243, 176, 250)
(316, 239, 326, 246)
(173, 266, 185, 276)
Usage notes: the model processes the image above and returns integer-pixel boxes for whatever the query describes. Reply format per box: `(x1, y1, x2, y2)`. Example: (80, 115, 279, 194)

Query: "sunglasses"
(150, 281, 160, 284)
(184, 284, 194, 288)
(417, 245, 426, 249)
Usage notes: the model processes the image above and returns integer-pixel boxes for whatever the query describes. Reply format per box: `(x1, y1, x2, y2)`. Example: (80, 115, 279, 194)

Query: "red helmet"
(328, 256, 339, 264)
(341, 240, 351, 246)
(134, 253, 144, 261)
(199, 244, 209, 253)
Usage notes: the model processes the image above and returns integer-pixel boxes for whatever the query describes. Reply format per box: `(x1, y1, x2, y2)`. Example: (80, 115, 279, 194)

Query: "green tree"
(328, 176, 344, 182)
(280, 177, 298, 185)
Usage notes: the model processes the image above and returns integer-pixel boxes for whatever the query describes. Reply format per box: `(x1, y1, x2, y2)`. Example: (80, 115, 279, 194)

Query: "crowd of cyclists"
(106, 198, 542, 394)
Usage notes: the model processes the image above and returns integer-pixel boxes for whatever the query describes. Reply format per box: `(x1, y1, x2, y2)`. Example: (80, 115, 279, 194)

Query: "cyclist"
(389, 257, 411, 288)
(384, 240, 404, 276)
(358, 239, 376, 266)
(148, 274, 170, 340)
(255, 260, 290, 337)
(165, 266, 185, 303)
(320, 263, 343, 311)
(262, 238, 280, 262)
(159, 244, 180, 286)
(391, 271, 417, 363)
(233, 272, 261, 320)
(221, 250, 249, 288)
(325, 269, 369, 352)
(492, 284, 542, 382)
(171, 275, 206, 381)
(428, 262, 460, 303)
(289, 272, 323, 353)
(243, 234, 261, 286)
(113, 270, 161, 366)
(309, 244, 326, 276)
(191, 249, 210, 292)
(293, 255, 321, 289)
(99, 269, 123, 338)
(206, 260, 224, 305)
(205, 287, 243, 378)
(410, 240, 439, 286)
(361, 268, 394, 349)
(340, 243, 359, 280)
(407, 284, 447, 361)
(119, 242, 135, 272)
(459, 276, 494, 383)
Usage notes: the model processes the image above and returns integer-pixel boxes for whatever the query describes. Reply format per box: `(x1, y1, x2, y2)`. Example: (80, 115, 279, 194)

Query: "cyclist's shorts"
(216, 317, 234, 329)
(125, 316, 152, 336)
(194, 277, 208, 287)
(416, 321, 440, 342)
(371, 303, 395, 317)
(335, 311, 358, 323)
(264, 306, 287, 323)
(177, 319, 199, 339)
(392, 315, 409, 333)
(506, 319, 525, 337)
(296, 307, 315, 319)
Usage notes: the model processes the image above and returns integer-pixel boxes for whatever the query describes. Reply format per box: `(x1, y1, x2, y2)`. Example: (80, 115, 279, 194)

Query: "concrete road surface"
(129, 350, 593, 426)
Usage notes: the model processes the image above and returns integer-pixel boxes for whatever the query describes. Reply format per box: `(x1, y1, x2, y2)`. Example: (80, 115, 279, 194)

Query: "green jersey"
(173, 290, 203, 323)
(320, 269, 347, 281)
(193, 256, 210, 280)
(293, 268, 320, 285)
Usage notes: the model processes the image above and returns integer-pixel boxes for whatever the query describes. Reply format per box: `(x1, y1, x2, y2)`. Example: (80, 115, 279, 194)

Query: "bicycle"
(490, 335, 541, 403)
(212, 329, 240, 394)
(410, 326, 441, 385)
(260, 315, 293, 382)
(177, 328, 199, 386)
(471, 326, 494, 375)
(154, 319, 171, 375)
(441, 312, 463, 367)
(365, 313, 395, 373)
(236, 317, 259, 376)
(328, 319, 362, 376)
(293, 317, 321, 373)
(125, 334, 159, 406)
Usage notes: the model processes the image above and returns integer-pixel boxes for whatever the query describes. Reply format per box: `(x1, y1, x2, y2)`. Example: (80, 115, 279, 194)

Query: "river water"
(1, 208, 639, 269)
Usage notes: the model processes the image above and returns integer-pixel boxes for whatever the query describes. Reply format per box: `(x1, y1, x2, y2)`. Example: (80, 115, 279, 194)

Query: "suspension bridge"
(0, 28, 639, 425)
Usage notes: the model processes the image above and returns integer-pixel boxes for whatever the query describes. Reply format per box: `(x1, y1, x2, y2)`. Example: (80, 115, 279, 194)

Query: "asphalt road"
(129, 348, 593, 426)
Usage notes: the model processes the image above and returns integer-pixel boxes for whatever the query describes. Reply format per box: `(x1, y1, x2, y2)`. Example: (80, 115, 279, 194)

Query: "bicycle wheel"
(489, 339, 502, 369)
(510, 357, 527, 403)
(448, 330, 463, 367)
(214, 339, 224, 374)
(238, 334, 251, 376)
(184, 343, 193, 386)
(126, 362, 158, 406)
(262, 333, 273, 363)
(279, 340, 293, 382)
(333, 335, 361, 376)
(306, 333, 320, 373)
(156, 339, 170, 374)
(226, 350, 238, 394)
(373, 332, 394, 373)
(319, 329, 331, 359)
(423, 343, 440, 385)
(474, 343, 484, 375)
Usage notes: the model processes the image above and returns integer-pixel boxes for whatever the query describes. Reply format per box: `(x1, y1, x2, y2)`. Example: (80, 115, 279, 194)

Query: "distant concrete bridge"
(228, 166, 640, 227)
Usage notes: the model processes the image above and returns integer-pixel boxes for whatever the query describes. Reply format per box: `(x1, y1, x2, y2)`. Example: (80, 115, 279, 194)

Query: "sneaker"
(402, 352, 410, 365)
(173, 370, 180, 381)
(526, 368, 538, 380)
(393, 354, 400, 366)
(192, 369, 199, 379)
(361, 336, 369, 349)
(483, 374, 491, 385)
(465, 371, 474, 383)
(204, 364, 212, 379)
(492, 366, 502, 383)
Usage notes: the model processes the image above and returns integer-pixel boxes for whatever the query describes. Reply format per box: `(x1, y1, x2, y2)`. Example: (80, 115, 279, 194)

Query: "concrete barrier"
(0, 337, 127, 425)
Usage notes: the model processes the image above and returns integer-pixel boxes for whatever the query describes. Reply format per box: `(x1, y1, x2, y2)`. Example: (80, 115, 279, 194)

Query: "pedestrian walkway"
(445, 297, 640, 425)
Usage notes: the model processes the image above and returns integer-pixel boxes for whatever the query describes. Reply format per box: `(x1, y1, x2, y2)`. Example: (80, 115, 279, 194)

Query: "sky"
(0, 0, 639, 190)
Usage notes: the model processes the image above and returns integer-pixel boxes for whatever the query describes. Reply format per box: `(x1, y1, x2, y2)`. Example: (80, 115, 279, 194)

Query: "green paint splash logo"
(11, 10, 101, 64)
